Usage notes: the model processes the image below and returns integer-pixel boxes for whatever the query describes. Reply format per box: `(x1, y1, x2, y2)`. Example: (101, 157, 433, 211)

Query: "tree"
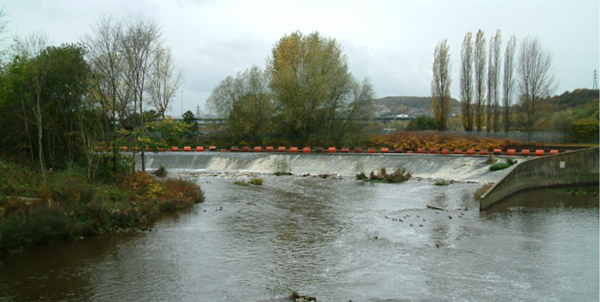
(502, 35, 516, 132)
(460, 32, 474, 131)
(474, 30, 486, 131)
(406, 116, 437, 131)
(207, 66, 274, 145)
(516, 36, 556, 134)
(268, 31, 373, 146)
(487, 30, 502, 132)
(431, 39, 452, 131)
(147, 46, 182, 119)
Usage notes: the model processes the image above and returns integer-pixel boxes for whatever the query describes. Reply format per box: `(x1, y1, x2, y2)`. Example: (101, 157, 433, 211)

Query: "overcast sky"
(1, 0, 598, 117)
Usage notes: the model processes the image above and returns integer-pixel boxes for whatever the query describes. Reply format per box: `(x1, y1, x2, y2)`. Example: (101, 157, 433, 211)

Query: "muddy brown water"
(1, 175, 598, 301)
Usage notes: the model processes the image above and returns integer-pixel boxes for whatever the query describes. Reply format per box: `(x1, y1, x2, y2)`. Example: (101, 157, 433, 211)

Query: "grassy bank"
(0, 159, 204, 255)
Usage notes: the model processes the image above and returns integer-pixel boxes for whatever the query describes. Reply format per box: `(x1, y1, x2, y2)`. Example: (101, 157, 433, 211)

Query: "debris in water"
(290, 291, 317, 302)
(427, 205, 448, 211)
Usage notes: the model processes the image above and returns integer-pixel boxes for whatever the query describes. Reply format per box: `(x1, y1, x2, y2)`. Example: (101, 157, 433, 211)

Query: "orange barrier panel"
(466, 149, 475, 155)
(134, 147, 140, 151)
(303, 147, 311, 153)
(196, 146, 204, 152)
(266, 146, 274, 152)
(441, 149, 450, 155)
(454, 149, 463, 154)
(171, 146, 179, 152)
(341, 148, 350, 153)
(417, 148, 425, 154)
(290, 147, 299, 153)
(354, 147, 363, 153)
(493, 149, 502, 155)
(95, 146, 103, 151)
(479, 149, 489, 156)
(315, 147, 324, 153)
(183, 146, 192, 152)
(242, 146, 250, 152)
(209, 146, 218, 151)
(507, 149, 516, 156)
(368, 147, 376, 153)
(159, 148, 166, 152)
(230, 146, 239, 152)
(121, 146, 129, 151)
(535, 149, 545, 156)
(521, 149, 531, 156)
(328, 147, 336, 153)
(146, 147, 153, 152)
(221, 149, 227, 152)
(394, 148, 403, 153)
(278, 146, 286, 152)
(254, 146, 262, 152)
(550, 150, 559, 155)
(407, 150, 414, 154)
(381, 147, 389, 153)
(429, 148, 438, 154)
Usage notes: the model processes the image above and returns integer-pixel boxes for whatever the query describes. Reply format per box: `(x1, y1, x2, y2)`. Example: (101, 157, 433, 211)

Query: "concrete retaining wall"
(480, 147, 599, 211)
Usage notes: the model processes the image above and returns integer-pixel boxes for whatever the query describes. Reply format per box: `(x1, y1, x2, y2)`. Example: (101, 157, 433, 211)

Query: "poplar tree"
(431, 39, 452, 131)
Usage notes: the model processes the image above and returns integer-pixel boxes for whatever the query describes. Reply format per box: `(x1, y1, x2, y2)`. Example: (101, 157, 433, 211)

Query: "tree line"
(0, 13, 186, 179)
(207, 31, 374, 147)
(431, 30, 557, 135)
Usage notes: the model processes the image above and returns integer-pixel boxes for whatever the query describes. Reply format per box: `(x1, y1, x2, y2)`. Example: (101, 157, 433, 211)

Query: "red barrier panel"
(278, 146, 286, 152)
(266, 146, 274, 152)
(479, 149, 489, 156)
(407, 150, 414, 154)
(493, 149, 502, 155)
(441, 149, 450, 155)
(303, 147, 311, 153)
(417, 148, 425, 154)
(220, 149, 227, 152)
(315, 147, 324, 153)
(368, 147, 376, 153)
(394, 148, 403, 153)
(550, 150, 559, 155)
(507, 149, 516, 156)
(535, 149, 545, 156)
(454, 149, 463, 154)
(381, 147, 389, 153)
(354, 147, 363, 153)
(328, 147, 336, 153)
(521, 149, 531, 156)
(230, 146, 239, 152)
(171, 146, 179, 152)
(196, 146, 204, 152)
(290, 147, 299, 153)
(242, 146, 250, 152)
(466, 149, 475, 155)
(341, 148, 350, 153)
(254, 146, 262, 152)
(209, 146, 218, 151)
(429, 148, 438, 154)
(121, 146, 129, 151)
(183, 146, 192, 152)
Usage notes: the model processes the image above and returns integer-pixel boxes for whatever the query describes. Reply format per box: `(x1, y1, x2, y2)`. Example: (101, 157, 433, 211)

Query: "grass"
(434, 179, 451, 186)
(490, 158, 517, 171)
(0, 159, 204, 255)
(235, 178, 264, 186)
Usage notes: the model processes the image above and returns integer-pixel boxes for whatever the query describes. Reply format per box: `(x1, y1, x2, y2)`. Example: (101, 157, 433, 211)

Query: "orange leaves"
(370, 131, 520, 151)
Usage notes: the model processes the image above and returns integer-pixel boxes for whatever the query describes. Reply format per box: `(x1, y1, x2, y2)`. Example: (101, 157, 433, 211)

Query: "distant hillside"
(371, 96, 461, 117)
(546, 88, 599, 109)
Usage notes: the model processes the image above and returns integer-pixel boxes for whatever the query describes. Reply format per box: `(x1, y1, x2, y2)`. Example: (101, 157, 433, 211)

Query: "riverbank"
(0, 159, 205, 255)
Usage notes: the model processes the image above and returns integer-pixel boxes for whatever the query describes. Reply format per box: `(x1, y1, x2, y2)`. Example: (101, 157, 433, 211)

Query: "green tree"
(406, 116, 438, 131)
(268, 31, 373, 146)
(460, 31, 474, 131)
(207, 66, 274, 145)
(431, 39, 452, 131)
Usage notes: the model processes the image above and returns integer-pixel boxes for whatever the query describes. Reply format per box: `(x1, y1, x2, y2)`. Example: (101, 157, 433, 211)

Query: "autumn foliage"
(369, 131, 521, 151)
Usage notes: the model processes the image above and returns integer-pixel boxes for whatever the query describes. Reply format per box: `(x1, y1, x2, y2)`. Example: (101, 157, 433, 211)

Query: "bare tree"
(516, 35, 556, 134)
(460, 32, 474, 131)
(431, 39, 452, 131)
(474, 29, 486, 131)
(147, 46, 182, 119)
(487, 30, 502, 132)
(502, 35, 516, 132)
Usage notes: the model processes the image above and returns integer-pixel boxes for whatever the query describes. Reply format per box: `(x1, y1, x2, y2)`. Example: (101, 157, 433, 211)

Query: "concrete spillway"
(136, 152, 521, 183)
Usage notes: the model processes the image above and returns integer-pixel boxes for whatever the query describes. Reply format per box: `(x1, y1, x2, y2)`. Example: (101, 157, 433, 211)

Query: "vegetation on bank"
(369, 131, 522, 151)
(0, 159, 204, 255)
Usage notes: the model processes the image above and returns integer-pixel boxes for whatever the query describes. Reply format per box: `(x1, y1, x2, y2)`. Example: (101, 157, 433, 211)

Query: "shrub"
(369, 166, 412, 183)
(489, 158, 517, 171)
(355, 172, 367, 180)
(249, 178, 264, 186)
(153, 165, 168, 178)
(434, 179, 450, 186)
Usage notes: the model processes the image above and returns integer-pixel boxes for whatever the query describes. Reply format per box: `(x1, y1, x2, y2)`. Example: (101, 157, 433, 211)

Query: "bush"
(369, 166, 412, 183)
(249, 178, 264, 186)
(153, 165, 168, 178)
(489, 158, 517, 171)
(434, 179, 450, 186)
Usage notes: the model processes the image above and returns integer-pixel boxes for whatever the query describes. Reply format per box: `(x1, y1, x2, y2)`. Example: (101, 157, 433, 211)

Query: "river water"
(1, 173, 598, 301)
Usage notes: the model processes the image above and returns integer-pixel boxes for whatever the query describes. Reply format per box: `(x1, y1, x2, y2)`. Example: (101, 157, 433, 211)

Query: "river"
(0, 172, 598, 301)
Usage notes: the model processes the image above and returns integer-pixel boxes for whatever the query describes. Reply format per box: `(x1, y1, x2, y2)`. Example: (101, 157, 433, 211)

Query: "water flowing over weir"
(137, 152, 518, 183)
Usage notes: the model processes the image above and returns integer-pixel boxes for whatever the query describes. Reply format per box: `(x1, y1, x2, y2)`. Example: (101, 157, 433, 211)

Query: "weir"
(480, 147, 600, 211)
(136, 152, 520, 183)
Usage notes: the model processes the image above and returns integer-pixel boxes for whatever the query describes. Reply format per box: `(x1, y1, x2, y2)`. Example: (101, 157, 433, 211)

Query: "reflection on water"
(0, 176, 598, 301)
(485, 185, 599, 212)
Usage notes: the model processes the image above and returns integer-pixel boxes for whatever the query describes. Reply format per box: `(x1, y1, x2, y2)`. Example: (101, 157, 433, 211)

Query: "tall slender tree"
(474, 30, 486, 131)
(147, 46, 183, 119)
(502, 35, 516, 132)
(487, 30, 502, 132)
(516, 35, 556, 134)
(431, 39, 452, 131)
(460, 32, 474, 131)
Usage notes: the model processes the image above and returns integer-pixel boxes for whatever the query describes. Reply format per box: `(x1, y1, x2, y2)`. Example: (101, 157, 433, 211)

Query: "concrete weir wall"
(480, 147, 599, 211)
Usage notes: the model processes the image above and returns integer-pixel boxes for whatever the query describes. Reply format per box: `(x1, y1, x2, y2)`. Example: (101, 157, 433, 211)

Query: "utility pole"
(593, 69, 598, 90)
